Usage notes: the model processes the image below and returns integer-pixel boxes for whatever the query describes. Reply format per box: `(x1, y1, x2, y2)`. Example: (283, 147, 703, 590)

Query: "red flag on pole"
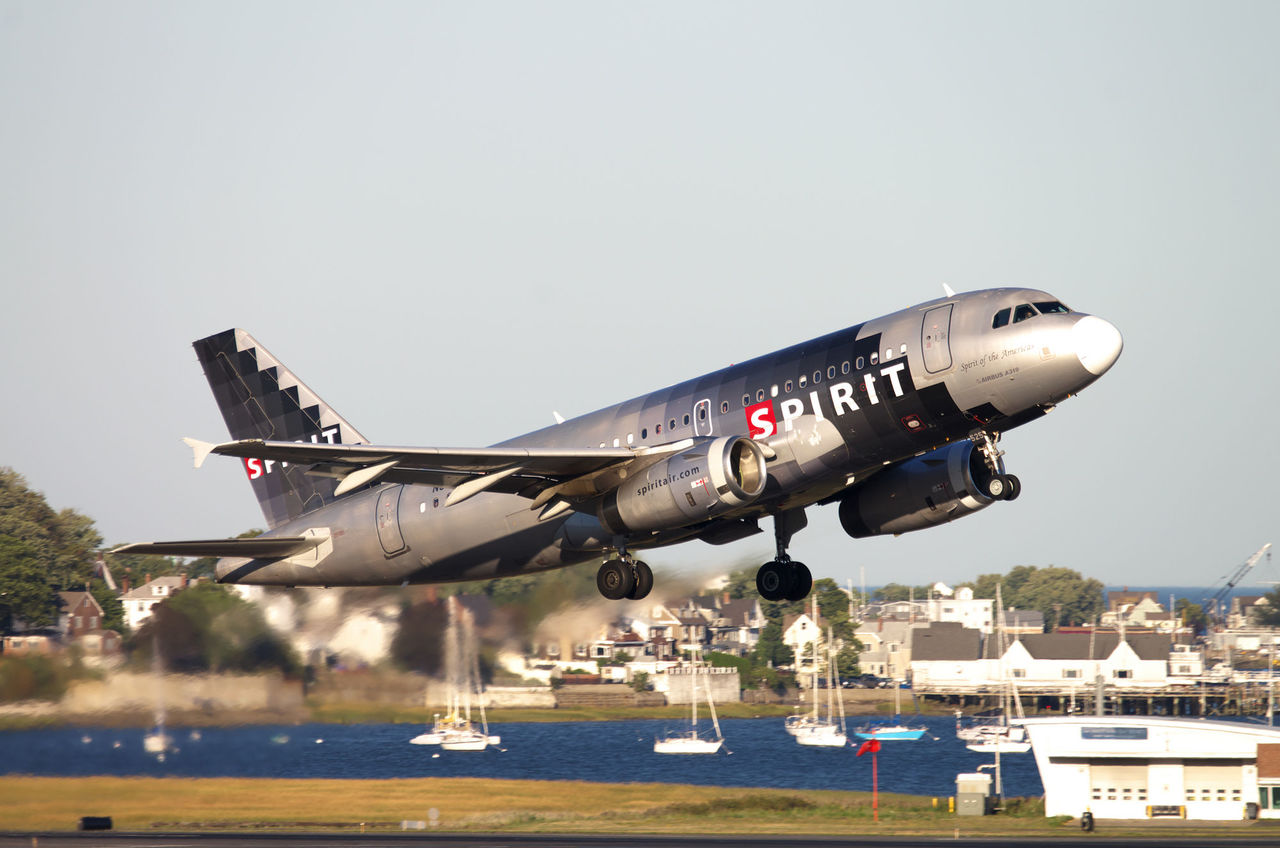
(856, 738, 881, 756)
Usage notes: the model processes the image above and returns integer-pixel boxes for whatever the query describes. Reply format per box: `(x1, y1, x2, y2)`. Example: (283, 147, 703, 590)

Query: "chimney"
(723, 592, 730, 606)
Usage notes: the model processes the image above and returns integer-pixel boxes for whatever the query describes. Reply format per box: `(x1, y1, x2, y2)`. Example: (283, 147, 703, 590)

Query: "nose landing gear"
(971, 429, 1021, 501)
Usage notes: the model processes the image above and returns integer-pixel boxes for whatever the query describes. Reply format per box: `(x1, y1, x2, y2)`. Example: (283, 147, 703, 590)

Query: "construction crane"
(1205, 543, 1272, 628)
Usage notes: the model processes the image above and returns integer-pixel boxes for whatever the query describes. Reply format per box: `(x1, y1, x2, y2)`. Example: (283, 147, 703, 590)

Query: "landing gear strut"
(970, 429, 1021, 502)
(755, 510, 812, 602)
(596, 554, 653, 601)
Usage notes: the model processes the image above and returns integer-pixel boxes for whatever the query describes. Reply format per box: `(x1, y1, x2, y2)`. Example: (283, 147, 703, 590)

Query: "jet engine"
(838, 440, 1016, 538)
(599, 436, 768, 534)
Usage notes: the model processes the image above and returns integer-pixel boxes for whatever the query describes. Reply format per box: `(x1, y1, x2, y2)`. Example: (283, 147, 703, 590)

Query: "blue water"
(0, 716, 1043, 797)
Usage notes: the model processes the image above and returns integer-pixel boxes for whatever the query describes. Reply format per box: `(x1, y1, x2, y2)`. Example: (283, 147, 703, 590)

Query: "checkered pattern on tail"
(192, 329, 370, 529)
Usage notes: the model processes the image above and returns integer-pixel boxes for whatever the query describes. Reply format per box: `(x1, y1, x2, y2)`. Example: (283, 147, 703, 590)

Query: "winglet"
(942, 283, 956, 297)
(553, 411, 565, 424)
(182, 437, 218, 469)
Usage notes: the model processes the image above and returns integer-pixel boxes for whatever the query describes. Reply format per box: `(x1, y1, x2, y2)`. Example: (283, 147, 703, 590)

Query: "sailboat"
(960, 584, 1030, 753)
(654, 649, 724, 754)
(410, 597, 500, 751)
(795, 627, 848, 747)
(853, 678, 927, 741)
(142, 633, 172, 760)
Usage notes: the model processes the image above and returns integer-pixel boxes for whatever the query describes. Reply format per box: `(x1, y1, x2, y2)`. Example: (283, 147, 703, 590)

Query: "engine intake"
(838, 440, 999, 538)
(600, 436, 768, 535)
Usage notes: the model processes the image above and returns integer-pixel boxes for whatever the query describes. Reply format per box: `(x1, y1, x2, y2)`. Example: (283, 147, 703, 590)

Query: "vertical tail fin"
(192, 329, 370, 530)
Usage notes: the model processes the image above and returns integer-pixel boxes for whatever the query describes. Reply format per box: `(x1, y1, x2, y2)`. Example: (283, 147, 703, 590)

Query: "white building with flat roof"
(1017, 715, 1280, 821)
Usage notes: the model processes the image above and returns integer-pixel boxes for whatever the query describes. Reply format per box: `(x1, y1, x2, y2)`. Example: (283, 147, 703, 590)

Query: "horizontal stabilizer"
(112, 536, 326, 559)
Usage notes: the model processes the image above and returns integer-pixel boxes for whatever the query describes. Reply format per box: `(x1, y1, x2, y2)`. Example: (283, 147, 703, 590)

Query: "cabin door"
(375, 484, 407, 556)
(921, 304, 954, 373)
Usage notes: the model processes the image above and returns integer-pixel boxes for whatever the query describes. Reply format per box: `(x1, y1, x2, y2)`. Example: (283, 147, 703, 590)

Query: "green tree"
(0, 469, 103, 602)
(1251, 588, 1280, 626)
(753, 619, 793, 668)
(961, 565, 1103, 631)
(133, 582, 298, 674)
(1176, 598, 1210, 633)
(871, 583, 934, 602)
(0, 534, 56, 630)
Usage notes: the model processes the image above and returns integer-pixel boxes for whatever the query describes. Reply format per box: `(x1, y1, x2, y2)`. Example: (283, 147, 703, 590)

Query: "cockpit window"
(992, 308, 1011, 329)
(1013, 303, 1038, 323)
(1033, 300, 1070, 314)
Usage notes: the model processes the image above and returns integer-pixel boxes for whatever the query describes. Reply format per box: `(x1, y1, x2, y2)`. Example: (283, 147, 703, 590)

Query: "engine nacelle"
(599, 436, 768, 535)
(838, 441, 1000, 538)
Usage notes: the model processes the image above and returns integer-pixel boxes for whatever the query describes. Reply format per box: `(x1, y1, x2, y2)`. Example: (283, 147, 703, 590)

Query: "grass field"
(2, 776, 1276, 838)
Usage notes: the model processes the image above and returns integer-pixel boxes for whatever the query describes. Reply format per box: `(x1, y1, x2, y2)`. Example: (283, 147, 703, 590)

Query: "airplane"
(116, 287, 1122, 602)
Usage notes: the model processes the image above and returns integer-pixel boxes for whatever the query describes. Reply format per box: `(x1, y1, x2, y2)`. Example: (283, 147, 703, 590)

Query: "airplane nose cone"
(1072, 315, 1123, 376)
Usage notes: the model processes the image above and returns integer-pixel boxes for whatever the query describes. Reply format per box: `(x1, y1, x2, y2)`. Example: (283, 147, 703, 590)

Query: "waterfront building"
(1017, 715, 1280, 820)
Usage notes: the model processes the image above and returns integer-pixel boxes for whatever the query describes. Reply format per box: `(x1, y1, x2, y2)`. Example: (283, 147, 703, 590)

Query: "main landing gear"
(755, 510, 812, 602)
(970, 428, 1021, 502)
(596, 555, 653, 601)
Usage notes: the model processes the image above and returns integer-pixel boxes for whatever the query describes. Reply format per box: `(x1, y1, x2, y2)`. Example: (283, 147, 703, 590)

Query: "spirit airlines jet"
(118, 288, 1122, 602)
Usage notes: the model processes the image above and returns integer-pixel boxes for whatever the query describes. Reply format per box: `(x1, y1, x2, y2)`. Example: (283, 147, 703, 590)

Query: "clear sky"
(1, 1, 1276, 594)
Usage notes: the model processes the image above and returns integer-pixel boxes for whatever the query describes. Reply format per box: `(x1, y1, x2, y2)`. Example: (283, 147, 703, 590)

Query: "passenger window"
(856, 356, 864, 370)
(743, 394, 751, 407)
(656, 424, 662, 435)
(1034, 301, 1070, 314)
(900, 344, 907, 355)
(841, 361, 850, 375)
(870, 352, 879, 365)
(757, 389, 765, 402)
(627, 433, 634, 445)
(641, 428, 648, 439)
(770, 384, 778, 397)
(992, 308, 1011, 328)
(799, 375, 807, 388)
(827, 366, 836, 380)
(720, 401, 729, 414)
(813, 370, 822, 383)
(1013, 303, 1038, 323)
(785, 380, 793, 393)
(682, 414, 690, 426)
(885, 349, 892, 361)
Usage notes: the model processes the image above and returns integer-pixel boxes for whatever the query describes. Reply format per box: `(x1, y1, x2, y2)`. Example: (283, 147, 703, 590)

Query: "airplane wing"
(112, 537, 326, 558)
(183, 436, 706, 509)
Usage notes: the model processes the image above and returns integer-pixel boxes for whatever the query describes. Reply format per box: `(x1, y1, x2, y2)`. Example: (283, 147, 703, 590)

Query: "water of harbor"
(0, 715, 1043, 798)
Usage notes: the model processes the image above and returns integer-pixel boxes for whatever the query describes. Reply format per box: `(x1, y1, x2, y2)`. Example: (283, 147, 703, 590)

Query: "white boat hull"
(654, 736, 723, 754)
(795, 727, 848, 747)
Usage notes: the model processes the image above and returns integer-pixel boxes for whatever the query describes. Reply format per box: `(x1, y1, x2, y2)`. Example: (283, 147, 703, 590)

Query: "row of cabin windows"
(599, 343, 911, 447)
(991, 300, 1070, 329)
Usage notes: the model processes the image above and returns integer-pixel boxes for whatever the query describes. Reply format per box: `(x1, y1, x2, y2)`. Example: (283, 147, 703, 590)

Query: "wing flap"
(112, 537, 325, 559)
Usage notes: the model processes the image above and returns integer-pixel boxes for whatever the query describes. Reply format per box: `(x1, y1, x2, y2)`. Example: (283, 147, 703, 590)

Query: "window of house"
(1063, 669, 1082, 679)
(1114, 669, 1133, 679)
(1012, 669, 1027, 678)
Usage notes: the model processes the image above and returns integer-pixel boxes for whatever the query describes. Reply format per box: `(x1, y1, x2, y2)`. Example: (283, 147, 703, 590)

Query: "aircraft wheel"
(785, 561, 812, 602)
(1005, 475, 1022, 501)
(987, 475, 1007, 499)
(626, 561, 653, 601)
(756, 560, 789, 602)
(597, 559, 636, 600)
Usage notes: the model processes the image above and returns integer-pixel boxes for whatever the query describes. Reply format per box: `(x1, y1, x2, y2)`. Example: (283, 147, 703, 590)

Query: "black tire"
(596, 559, 635, 600)
(988, 475, 1007, 499)
(626, 561, 654, 600)
(1005, 474, 1022, 501)
(785, 561, 812, 601)
(756, 560, 788, 601)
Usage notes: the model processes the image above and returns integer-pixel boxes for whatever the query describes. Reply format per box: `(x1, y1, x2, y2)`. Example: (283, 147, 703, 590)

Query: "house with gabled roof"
(57, 591, 121, 659)
(120, 575, 188, 631)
